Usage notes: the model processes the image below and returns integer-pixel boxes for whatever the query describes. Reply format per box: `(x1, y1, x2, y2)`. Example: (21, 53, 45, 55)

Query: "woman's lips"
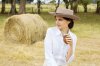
(57, 25, 61, 27)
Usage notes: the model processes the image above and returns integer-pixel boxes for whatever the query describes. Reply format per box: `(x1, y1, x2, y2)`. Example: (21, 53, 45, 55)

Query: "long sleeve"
(67, 34, 77, 63)
(44, 29, 58, 66)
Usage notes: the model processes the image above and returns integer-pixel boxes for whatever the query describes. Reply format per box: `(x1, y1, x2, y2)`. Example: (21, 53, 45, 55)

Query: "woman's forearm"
(66, 46, 73, 62)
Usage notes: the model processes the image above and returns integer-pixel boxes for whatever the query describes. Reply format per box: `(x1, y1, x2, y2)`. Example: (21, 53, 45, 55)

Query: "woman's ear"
(67, 21, 70, 24)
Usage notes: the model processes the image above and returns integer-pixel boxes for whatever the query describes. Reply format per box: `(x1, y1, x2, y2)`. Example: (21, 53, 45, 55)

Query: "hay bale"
(4, 14, 48, 44)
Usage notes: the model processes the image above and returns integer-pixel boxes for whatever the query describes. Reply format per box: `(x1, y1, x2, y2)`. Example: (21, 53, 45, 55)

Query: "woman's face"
(55, 16, 70, 30)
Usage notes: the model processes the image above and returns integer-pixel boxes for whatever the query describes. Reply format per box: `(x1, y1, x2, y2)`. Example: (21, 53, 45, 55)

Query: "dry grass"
(0, 41, 44, 66)
(0, 30, 100, 66)
(69, 37, 100, 66)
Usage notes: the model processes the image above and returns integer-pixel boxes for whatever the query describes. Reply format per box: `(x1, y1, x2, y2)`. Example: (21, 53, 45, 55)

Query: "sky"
(33, 0, 63, 4)
(0, 0, 63, 4)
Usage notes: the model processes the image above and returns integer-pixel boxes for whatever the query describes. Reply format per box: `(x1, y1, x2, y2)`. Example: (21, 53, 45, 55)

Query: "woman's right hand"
(63, 34, 72, 46)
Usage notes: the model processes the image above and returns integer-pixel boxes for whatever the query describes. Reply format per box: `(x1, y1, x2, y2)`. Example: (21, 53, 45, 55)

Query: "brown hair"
(63, 17, 74, 29)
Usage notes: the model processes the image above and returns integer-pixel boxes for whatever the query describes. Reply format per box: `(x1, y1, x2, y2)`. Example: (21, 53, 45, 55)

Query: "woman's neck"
(60, 27, 69, 35)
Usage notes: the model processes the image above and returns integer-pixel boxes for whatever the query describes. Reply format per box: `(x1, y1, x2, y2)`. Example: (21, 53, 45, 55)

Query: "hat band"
(56, 12, 73, 15)
(55, 13, 73, 16)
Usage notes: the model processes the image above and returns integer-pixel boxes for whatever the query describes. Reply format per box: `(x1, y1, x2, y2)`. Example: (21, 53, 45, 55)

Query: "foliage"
(80, 0, 93, 4)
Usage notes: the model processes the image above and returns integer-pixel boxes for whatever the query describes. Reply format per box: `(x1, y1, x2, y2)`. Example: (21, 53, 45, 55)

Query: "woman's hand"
(63, 34, 72, 46)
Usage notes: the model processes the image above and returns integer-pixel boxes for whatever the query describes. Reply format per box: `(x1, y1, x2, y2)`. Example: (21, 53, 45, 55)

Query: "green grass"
(0, 4, 100, 66)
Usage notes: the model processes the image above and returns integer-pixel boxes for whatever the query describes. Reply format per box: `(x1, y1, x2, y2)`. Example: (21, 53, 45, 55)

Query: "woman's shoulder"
(46, 27, 59, 35)
(47, 27, 57, 32)
(69, 31, 77, 40)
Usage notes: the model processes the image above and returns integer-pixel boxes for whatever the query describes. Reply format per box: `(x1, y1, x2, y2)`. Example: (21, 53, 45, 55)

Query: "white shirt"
(43, 27, 77, 66)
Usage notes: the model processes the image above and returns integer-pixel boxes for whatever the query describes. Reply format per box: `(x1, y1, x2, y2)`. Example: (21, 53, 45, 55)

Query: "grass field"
(0, 4, 100, 66)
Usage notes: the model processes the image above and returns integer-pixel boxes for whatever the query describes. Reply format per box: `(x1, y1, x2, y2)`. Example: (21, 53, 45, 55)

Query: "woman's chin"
(57, 26, 62, 30)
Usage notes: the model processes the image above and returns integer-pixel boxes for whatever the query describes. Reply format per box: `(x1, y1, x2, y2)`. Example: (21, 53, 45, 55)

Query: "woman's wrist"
(69, 41, 72, 47)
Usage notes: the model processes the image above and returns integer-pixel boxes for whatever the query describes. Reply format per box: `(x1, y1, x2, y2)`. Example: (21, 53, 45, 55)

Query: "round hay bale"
(4, 14, 48, 44)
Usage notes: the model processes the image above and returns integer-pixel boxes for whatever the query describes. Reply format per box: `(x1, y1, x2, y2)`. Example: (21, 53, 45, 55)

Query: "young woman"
(43, 7, 79, 66)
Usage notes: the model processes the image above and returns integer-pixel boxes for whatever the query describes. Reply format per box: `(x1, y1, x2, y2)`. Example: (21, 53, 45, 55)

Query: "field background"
(0, 4, 100, 66)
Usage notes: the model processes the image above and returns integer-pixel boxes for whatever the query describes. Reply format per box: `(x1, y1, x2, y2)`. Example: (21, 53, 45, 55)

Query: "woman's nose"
(56, 20, 59, 24)
(56, 20, 59, 23)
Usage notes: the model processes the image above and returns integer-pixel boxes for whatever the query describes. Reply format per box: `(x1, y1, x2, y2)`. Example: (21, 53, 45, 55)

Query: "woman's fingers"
(63, 35, 72, 45)
(65, 38, 72, 42)
(65, 37, 71, 40)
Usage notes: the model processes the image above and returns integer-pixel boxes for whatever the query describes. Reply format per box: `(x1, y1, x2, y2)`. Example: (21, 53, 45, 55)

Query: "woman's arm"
(63, 34, 77, 63)
(66, 45, 73, 62)
(44, 28, 58, 66)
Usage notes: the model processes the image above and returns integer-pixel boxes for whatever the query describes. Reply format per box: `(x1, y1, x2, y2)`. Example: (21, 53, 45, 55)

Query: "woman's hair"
(63, 17, 74, 29)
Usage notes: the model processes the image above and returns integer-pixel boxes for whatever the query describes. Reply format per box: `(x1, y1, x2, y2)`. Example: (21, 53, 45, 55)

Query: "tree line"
(59, 0, 100, 14)
(0, 0, 100, 15)
(1, 0, 26, 14)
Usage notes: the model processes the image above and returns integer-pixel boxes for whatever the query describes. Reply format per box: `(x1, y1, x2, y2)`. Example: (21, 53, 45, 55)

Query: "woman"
(43, 7, 79, 66)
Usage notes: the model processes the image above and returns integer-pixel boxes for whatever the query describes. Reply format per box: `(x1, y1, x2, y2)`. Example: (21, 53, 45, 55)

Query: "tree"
(73, 0, 78, 13)
(69, 0, 79, 13)
(63, 0, 79, 13)
(19, 0, 26, 14)
(37, 0, 41, 14)
(1, 0, 6, 14)
(63, 0, 69, 9)
(80, 0, 92, 13)
(55, 0, 60, 11)
(10, 0, 17, 15)
(96, 0, 100, 14)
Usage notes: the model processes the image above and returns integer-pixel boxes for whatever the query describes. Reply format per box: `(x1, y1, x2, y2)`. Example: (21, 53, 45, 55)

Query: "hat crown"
(56, 7, 73, 15)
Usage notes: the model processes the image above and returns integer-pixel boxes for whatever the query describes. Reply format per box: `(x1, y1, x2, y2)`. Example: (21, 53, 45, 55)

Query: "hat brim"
(49, 12, 79, 20)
